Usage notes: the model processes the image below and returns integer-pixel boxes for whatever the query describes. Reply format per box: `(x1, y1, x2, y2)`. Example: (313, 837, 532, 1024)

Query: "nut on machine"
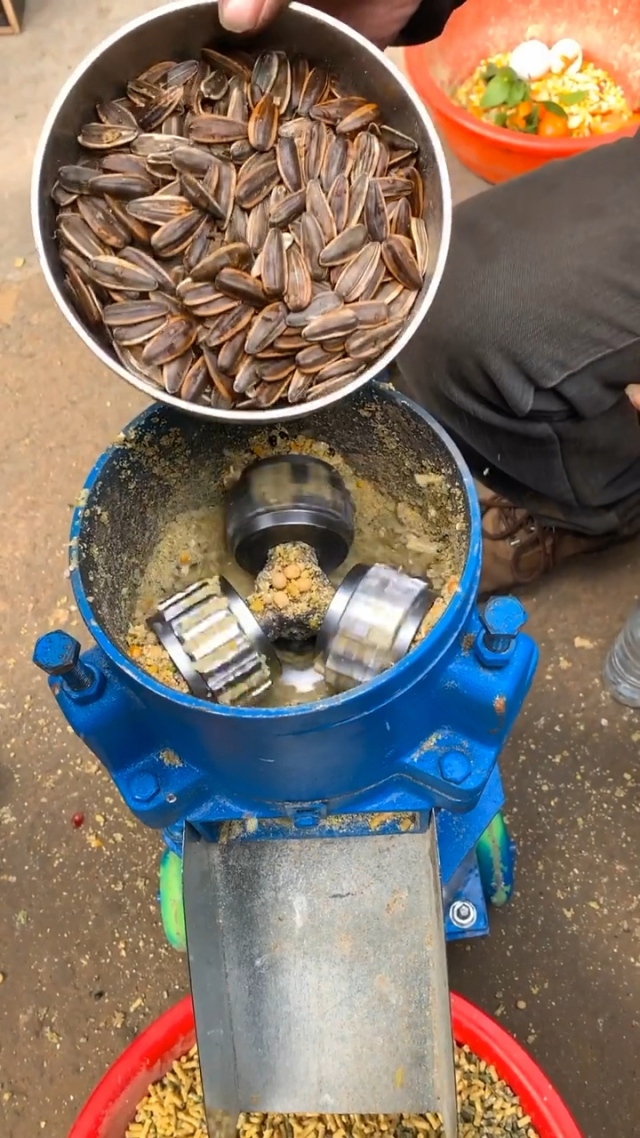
(34, 385, 537, 1135)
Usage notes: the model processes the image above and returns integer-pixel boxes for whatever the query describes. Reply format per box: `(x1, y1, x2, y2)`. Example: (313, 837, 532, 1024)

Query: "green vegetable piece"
(558, 89, 588, 105)
(495, 66, 519, 82)
(506, 79, 528, 107)
(493, 111, 508, 126)
(482, 63, 498, 81)
(480, 74, 512, 108)
(542, 100, 568, 118)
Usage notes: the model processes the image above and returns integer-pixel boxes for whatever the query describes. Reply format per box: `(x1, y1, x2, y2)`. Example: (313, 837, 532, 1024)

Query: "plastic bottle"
(603, 603, 640, 707)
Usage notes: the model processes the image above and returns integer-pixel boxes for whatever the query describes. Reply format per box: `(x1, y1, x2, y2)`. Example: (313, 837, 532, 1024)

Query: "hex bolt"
(449, 900, 477, 929)
(479, 597, 527, 654)
(439, 751, 471, 784)
(130, 771, 160, 803)
(33, 631, 94, 692)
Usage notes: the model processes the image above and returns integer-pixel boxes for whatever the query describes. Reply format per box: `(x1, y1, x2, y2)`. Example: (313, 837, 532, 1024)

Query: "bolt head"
(33, 631, 81, 676)
(480, 596, 527, 638)
(130, 771, 160, 803)
(449, 900, 477, 929)
(439, 750, 471, 784)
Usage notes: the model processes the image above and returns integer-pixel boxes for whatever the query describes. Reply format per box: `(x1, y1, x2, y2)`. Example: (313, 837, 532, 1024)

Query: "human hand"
(626, 385, 640, 411)
(218, 0, 423, 50)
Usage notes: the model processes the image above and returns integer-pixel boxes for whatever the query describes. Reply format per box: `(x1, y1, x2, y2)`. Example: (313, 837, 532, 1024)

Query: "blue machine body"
(34, 386, 537, 940)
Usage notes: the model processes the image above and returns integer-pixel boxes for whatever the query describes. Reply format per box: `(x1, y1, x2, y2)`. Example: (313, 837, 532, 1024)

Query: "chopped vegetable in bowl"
(453, 39, 640, 138)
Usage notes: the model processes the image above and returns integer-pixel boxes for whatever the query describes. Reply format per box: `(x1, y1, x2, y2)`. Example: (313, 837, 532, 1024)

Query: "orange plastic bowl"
(404, 0, 640, 182)
(67, 994, 584, 1138)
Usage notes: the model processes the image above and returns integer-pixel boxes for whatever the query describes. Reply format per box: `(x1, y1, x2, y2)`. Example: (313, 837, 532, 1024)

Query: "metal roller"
(148, 576, 280, 706)
(225, 454, 355, 574)
(318, 563, 433, 692)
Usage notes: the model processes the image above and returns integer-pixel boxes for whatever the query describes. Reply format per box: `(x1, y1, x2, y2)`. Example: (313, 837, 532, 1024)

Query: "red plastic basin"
(404, 0, 640, 182)
(68, 994, 584, 1138)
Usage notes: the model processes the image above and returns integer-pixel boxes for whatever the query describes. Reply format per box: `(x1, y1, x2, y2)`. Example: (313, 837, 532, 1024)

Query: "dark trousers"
(397, 131, 640, 537)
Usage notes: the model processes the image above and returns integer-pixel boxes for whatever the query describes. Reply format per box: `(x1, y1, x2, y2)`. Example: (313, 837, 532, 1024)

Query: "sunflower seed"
(315, 354, 363, 382)
(58, 214, 108, 260)
(285, 243, 313, 312)
(336, 103, 380, 134)
(310, 96, 366, 125)
(304, 120, 328, 183)
(352, 132, 381, 180)
(350, 300, 389, 326)
(117, 246, 175, 292)
(300, 212, 325, 282)
(170, 146, 214, 176)
(245, 302, 288, 354)
(192, 243, 252, 282)
(188, 115, 248, 144)
(389, 197, 412, 237)
(150, 210, 203, 257)
(381, 235, 423, 291)
(113, 314, 168, 345)
(89, 172, 156, 199)
(250, 51, 280, 104)
(131, 133, 185, 156)
(58, 165, 99, 194)
(206, 303, 255, 347)
(234, 355, 261, 394)
(335, 242, 381, 302)
(286, 290, 343, 327)
(364, 178, 389, 242)
(262, 228, 288, 298)
(201, 69, 229, 100)
(321, 135, 352, 192)
(216, 267, 267, 308)
(138, 88, 184, 133)
(327, 174, 350, 232)
(346, 315, 405, 358)
(179, 355, 210, 402)
(218, 329, 246, 374)
(389, 288, 419, 320)
(276, 135, 303, 193)
(298, 67, 329, 115)
(65, 265, 103, 326)
(305, 371, 359, 400)
(410, 216, 429, 275)
(103, 298, 171, 326)
(96, 100, 139, 129)
(236, 151, 279, 209)
(319, 225, 368, 267)
(201, 48, 251, 80)
(127, 194, 191, 225)
(253, 376, 292, 407)
(85, 255, 158, 291)
(142, 315, 197, 365)
(306, 179, 336, 245)
(296, 343, 334, 372)
(289, 56, 309, 111)
(79, 122, 138, 150)
(248, 93, 279, 152)
(302, 308, 358, 342)
(77, 196, 132, 249)
(227, 76, 250, 123)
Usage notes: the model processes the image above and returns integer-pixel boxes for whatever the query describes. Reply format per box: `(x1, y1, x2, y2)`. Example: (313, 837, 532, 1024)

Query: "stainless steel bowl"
(32, 0, 451, 423)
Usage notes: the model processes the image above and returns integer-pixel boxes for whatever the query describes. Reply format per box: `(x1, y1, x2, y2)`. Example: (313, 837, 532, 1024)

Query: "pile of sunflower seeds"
(52, 48, 428, 411)
(124, 1043, 539, 1138)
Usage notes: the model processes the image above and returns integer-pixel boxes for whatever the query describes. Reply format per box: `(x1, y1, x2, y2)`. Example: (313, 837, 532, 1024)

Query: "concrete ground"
(0, 4, 638, 1136)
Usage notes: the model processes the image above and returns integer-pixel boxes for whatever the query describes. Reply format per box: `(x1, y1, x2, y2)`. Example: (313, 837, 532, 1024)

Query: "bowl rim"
(31, 0, 452, 424)
(67, 992, 584, 1138)
(404, 43, 640, 153)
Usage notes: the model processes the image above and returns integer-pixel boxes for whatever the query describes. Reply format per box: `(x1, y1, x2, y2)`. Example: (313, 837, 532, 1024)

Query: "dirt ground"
(0, 5, 638, 1137)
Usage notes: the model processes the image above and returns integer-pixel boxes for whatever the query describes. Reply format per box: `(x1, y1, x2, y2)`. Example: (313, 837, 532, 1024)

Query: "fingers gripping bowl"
(32, 0, 451, 422)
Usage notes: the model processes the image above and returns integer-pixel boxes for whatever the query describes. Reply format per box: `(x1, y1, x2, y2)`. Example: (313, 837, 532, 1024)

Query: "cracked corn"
(124, 1042, 539, 1138)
